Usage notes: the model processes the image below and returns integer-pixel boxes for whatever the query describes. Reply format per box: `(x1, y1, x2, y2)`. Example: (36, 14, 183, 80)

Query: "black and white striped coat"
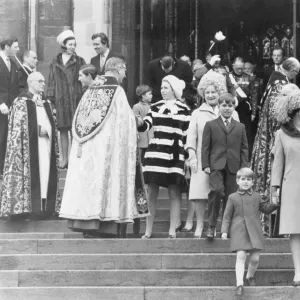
(138, 100, 191, 187)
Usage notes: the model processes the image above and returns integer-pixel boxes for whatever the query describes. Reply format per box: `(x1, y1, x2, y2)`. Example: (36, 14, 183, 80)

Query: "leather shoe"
(206, 226, 215, 240)
(292, 281, 300, 287)
(236, 285, 244, 296)
(246, 277, 256, 286)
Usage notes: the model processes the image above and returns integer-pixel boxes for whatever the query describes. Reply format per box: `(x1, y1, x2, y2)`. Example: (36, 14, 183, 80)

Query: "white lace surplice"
(36, 105, 52, 199)
(59, 86, 138, 223)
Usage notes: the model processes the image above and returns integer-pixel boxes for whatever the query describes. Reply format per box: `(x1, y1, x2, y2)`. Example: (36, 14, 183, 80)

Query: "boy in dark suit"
(201, 93, 248, 239)
(0, 37, 20, 177)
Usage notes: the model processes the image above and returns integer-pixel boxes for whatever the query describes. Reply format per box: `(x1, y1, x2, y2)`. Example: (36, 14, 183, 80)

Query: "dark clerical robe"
(0, 91, 61, 218)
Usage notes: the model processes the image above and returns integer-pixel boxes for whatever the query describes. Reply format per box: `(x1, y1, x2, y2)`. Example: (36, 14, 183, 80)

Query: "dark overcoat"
(46, 53, 85, 129)
(221, 191, 278, 252)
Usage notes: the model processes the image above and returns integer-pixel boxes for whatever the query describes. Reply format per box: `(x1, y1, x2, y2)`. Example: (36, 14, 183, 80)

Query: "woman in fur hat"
(47, 30, 86, 169)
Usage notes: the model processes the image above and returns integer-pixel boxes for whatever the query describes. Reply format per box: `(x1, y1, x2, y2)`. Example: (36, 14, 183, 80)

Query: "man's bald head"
(27, 72, 45, 94)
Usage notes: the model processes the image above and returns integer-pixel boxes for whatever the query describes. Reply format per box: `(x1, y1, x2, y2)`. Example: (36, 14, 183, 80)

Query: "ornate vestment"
(0, 91, 61, 217)
(59, 76, 148, 225)
(251, 71, 289, 237)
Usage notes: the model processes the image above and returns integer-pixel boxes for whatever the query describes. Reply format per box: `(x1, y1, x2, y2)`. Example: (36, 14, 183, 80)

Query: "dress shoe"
(246, 277, 256, 286)
(206, 226, 215, 240)
(292, 281, 300, 287)
(182, 225, 194, 232)
(236, 285, 244, 296)
(141, 234, 152, 239)
(175, 222, 184, 232)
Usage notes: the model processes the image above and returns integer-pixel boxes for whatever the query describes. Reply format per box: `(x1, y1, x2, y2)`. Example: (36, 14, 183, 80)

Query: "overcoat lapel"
(228, 119, 237, 133)
(0, 56, 10, 74)
(216, 116, 228, 133)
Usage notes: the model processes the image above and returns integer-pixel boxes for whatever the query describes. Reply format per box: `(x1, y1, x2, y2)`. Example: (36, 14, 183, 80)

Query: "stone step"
(1, 269, 294, 287)
(0, 253, 292, 271)
(0, 220, 219, 233)
(0, 232, 82, 240)
(0, 238, 290, 254)
(0, 286, 299, 300)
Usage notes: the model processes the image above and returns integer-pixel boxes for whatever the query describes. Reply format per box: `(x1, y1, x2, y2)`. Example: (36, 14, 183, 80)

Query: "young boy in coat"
(221, 168, 279, 296)
(201, 93, 248, 239)
(133, 84, 153, 164)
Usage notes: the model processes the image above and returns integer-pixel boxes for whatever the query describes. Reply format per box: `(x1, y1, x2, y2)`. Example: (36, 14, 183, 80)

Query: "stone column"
(73, 0, 112, 63)
(28, 0, 37, 52)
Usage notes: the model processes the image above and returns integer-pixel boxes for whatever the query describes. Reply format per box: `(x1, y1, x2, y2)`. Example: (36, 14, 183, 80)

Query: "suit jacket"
(201, 116, 248, 174)
(90, 50, 124, 75)
(0, 56, 19, 107)
(18, 65, 33, 93)
(147, 57, 193, 103)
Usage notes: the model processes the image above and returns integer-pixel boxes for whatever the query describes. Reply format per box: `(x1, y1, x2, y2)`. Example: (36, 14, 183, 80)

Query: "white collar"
(221, 115, 232, 123)
(101, 48, 110, 58)
(23, 64, 34, 72)
(0, 52, 9, 61)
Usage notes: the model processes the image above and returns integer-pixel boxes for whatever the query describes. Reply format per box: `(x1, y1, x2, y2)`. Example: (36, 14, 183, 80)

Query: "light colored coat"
(186, 103, 239, 200)
(271, 129, 300, 235)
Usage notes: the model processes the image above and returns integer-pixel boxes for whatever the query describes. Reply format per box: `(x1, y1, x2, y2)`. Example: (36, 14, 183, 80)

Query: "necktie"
(100, 55, 105, 72)
(225, 119, 229, 130)
(6, 58, 11, 72)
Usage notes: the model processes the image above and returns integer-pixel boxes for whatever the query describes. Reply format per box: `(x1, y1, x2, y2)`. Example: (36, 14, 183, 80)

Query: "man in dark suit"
(90, 32, 126, 92)
(0, 37, 20, 177)
(90, 32, 124, 75)
(18, 50, 38, 92)
(202, 93, 248, 239)
(263, 47, 284, 90)
(147, 55, 193, 103)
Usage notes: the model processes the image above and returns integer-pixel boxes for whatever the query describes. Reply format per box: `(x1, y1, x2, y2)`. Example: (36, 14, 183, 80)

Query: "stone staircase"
(0, 171, 299, 299)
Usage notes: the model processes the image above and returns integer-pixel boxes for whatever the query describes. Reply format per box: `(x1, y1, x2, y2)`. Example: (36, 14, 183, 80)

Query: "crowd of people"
(0, 29, 299, 295)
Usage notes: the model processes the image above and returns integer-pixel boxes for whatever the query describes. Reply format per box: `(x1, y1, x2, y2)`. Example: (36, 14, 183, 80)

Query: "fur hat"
(162, 75, 186, 100)
(274, 85, 300, 124)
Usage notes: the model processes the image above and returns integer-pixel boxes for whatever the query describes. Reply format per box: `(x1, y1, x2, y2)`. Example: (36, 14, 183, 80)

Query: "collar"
(237, 188, 253, 195)
(0, 52, 9, 61)
(140, 101, 150, 106)
(221, 115, 232, 123)
(23, 64, 34, 72)
(101, 48, 110, 58)
(232, 71, 242, 77)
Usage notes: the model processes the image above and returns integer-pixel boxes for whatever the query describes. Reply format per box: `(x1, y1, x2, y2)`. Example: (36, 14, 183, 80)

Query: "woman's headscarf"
(162, 75, 186, 100)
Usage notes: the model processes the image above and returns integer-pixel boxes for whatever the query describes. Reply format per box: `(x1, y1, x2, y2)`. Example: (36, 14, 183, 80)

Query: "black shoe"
(175, 221, 184, 232)
(247, 277, 256, 286)
(292, 281, 300, 287)
(206, 226, 215, 240)
(236, 285, 244, 296)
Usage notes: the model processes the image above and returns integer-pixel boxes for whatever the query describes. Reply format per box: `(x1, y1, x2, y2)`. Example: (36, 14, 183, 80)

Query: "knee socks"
(246, 251, 260, 279)
(235, 251, 247, 287)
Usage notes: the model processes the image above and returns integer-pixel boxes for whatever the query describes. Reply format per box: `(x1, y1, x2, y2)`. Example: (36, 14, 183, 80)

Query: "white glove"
(221, 233, 228, 240)
(209, 55, 221, 66)
(189, 156, 198, 173)
(0, 103, 9, 115)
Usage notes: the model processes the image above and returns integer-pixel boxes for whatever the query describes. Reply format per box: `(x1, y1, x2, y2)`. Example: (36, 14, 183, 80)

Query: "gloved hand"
(189, 155, 198, 173)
